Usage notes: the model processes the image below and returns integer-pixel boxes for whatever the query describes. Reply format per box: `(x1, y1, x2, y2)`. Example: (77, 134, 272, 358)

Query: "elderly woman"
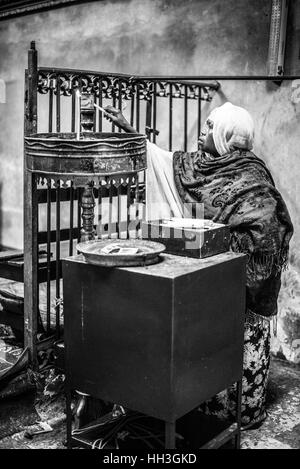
(104, 102, 293, 429)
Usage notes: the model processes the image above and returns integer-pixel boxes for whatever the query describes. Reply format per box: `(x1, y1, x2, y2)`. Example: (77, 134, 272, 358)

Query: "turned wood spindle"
(80, 182, 96, 242)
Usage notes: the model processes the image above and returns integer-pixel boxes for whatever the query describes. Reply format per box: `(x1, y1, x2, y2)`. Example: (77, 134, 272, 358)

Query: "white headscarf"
(208, 102, 254, 156)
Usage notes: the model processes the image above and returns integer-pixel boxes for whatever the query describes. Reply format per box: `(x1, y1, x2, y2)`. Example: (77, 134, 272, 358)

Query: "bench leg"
(66, 388, 73, 449)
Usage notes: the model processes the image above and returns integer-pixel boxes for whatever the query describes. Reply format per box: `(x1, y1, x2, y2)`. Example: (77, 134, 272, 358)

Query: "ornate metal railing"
(24, 41, 220, 365)
(36, 67, 219, 149)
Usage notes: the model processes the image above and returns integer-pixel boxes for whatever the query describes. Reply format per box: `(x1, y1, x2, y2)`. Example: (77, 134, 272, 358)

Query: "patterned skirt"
(199, 315, 271, 428)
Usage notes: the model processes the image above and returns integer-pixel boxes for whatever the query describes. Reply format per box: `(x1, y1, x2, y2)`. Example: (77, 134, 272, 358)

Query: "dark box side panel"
(172, 256, 246, 419)
(63, 260, 174, 421)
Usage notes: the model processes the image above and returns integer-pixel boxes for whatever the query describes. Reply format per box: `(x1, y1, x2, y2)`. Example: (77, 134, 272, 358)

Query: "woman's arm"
(104, 106, 138, 134)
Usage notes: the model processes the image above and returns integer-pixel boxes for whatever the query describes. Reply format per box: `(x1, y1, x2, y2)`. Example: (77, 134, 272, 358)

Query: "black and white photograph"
(0, 0, 299, 452)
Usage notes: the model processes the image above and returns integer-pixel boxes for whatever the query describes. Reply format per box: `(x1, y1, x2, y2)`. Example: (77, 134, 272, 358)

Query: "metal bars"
(25, 45, 219, 363)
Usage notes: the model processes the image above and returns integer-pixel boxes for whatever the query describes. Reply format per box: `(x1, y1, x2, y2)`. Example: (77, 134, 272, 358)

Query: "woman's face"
(198, 118, 219, 156)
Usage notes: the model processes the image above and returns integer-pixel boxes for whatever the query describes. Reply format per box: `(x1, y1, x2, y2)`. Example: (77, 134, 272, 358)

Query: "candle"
(93, 102, 112, 118)
(76, 89, 81, 140)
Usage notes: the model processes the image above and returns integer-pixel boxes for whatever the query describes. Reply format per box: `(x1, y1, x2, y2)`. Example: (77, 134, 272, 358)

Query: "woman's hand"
(104, 105, 126, 126)
(103, 106, 137, 134)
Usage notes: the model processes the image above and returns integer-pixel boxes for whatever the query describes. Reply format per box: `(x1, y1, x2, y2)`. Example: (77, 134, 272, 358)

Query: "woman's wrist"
(121, 120, 138, 134)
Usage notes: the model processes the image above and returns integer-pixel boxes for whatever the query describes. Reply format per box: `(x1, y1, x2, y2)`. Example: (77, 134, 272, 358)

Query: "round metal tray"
(76, 239, 166, 267)
(25, 132, 146, 176)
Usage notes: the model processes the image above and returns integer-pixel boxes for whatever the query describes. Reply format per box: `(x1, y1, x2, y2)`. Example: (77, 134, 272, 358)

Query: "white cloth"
(209, 102, 254, 156)
(146, 141, 183, 220)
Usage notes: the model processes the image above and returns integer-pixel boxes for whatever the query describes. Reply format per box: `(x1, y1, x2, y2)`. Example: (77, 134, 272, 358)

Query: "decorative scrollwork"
(38, 69, 216, 102)
(35, 172, 143, 190)
(187, 85, 197, 99)
(202, 86, 213, 102)
(137, 81, 153, 101)
(156, 82, 168, 97)
(38, 71, 57, 94)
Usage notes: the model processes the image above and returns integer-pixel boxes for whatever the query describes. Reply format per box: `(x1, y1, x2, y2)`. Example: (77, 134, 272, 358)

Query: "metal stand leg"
(66, 388, 73, 449)
(234, 379, 243, 449)
(165, 421, 176, 449)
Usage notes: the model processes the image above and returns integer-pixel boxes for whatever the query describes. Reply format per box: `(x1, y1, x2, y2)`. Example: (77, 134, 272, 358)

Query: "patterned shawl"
(173, 149, 294, 318)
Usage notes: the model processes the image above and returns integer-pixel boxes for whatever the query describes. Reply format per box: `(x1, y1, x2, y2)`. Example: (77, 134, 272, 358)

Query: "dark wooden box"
(142, 220, 230, 259)
(63, 252, 246, 422)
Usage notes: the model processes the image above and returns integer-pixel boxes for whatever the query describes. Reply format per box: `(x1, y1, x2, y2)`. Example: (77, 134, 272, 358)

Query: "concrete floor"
(241, 359, 300, 449)
(0, 358, 299, 450)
